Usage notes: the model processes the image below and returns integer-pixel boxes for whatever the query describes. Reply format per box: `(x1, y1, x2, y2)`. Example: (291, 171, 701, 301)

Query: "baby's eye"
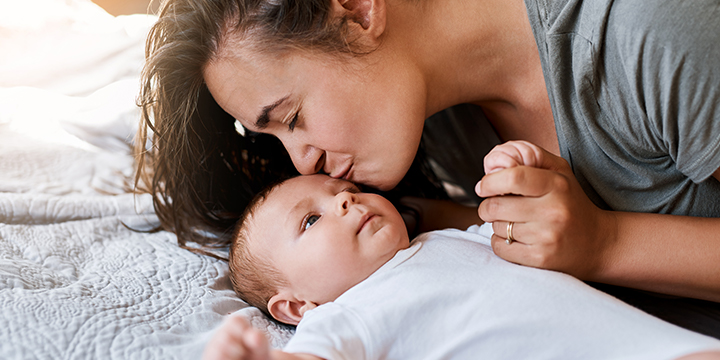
(303, 214, 320, 231)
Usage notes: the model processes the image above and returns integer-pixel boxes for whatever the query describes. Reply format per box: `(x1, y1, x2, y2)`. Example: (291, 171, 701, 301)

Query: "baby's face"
(248, 174, 410, 304)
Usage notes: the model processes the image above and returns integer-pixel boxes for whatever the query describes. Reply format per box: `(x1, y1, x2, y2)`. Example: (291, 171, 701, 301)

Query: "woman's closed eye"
(302, 214, 320, 231)
(287, 111, 299, 132)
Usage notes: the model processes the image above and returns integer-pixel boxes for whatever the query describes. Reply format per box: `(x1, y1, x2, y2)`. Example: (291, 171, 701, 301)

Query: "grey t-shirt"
(525, 0, 720, 216)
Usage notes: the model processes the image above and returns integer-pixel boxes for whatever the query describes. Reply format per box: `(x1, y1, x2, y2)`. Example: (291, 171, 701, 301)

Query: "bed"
(0, 1, 293, 358)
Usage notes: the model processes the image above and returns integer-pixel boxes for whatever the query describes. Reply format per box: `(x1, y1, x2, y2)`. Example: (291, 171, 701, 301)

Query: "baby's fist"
(203, 315, 271, 360)
(483, 140, 545, 174)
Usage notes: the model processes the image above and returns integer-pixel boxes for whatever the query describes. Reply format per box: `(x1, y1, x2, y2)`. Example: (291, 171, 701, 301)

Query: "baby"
(204, 143, 720, 360)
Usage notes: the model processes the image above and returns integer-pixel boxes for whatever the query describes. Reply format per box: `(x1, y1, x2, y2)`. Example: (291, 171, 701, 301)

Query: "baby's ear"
(268, 291, 318, 326)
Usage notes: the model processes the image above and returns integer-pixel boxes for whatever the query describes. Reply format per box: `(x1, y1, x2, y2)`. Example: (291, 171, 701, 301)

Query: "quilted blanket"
(0, 1, 293, 359)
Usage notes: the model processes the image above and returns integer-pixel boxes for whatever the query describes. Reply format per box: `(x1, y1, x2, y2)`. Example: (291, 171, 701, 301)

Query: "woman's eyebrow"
(256, 95, 290, 129)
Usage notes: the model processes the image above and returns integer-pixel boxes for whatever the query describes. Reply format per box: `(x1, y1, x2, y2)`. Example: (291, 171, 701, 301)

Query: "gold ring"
(506, 222, 515, 245)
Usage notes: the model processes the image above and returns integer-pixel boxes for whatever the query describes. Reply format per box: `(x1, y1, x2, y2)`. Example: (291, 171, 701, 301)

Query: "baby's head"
(229, 174, 410, 325)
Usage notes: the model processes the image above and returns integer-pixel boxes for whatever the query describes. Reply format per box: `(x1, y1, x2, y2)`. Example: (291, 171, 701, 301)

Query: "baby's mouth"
(357, 213, 376, 234)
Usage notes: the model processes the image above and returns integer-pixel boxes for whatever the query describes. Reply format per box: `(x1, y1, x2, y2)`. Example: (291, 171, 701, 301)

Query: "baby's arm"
(203, 315, 322, 360)
(676, 351, 720, 360)
(483, 140, 547, 174)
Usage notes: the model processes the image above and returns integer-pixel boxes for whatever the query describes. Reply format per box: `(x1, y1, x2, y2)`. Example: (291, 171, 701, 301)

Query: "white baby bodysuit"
(283, 223, 720, 359)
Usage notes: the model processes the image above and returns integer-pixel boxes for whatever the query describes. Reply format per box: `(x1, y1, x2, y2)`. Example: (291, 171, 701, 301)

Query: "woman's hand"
(477, 141, 720, 302)
(476, 141, 617, 279)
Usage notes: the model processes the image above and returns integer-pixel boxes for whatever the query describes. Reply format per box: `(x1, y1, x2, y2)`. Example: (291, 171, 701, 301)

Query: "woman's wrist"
(584, 209, 622, 283)
(587, 211, 720, 302)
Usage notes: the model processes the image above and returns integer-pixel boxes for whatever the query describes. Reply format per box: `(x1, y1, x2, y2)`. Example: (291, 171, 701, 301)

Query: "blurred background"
(0, 0, 158, 148)
(92, 0, 158, 15)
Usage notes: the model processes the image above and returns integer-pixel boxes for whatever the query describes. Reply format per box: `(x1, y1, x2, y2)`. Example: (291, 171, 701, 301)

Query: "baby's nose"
(335, 191, 357, 214)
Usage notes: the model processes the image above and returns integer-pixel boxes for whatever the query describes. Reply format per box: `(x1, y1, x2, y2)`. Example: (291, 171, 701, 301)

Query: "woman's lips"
(342, 165, 353, 181)
(333, 163, 352, 181)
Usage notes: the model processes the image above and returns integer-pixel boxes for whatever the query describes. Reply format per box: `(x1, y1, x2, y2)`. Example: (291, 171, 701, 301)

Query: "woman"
(137, 0, 720, 335)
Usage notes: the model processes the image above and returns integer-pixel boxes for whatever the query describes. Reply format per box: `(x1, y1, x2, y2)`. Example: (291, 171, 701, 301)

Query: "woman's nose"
(286, 144, 325, 175)
(335, 191, 357, 216)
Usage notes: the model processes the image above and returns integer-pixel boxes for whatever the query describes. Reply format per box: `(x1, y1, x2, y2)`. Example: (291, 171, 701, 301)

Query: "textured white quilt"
(0, 1, 293, 359)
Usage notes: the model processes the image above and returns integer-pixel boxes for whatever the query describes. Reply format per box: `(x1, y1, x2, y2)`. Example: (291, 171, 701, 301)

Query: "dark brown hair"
(135, 0, 447, 258)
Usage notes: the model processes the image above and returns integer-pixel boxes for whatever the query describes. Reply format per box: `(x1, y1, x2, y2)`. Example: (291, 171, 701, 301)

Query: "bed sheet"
(0, 1, 293, 359)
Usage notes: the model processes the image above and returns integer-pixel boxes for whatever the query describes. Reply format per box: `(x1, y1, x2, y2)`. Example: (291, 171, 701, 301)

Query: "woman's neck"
(387, 0, 559, 154)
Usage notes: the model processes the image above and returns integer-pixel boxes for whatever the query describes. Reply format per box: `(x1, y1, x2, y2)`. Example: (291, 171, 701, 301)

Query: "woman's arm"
(598, 168, 720, 301)
(600, 208, 720, 302)
(477, 145, 720, 302)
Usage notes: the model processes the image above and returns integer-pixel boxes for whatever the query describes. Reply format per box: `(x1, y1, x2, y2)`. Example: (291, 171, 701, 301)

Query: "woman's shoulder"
(531, 0, 718, 46)
(605, 0, 719, 53)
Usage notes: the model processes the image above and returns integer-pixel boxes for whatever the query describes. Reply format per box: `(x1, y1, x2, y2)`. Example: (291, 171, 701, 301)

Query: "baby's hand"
(483, 140, 546, 174)
(203, 315, 271, 360)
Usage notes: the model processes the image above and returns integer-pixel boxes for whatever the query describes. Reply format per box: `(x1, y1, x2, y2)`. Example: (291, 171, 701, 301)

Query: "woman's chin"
(354, 162, 411, 191)
(372, 177, 403, 192)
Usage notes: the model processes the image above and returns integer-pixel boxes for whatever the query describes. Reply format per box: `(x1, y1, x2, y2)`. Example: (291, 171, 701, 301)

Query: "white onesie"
(283, 224, 720, 359)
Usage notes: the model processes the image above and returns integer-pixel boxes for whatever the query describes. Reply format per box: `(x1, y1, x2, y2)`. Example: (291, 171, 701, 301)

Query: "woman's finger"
(491, 221, 526, 243)
(489, 233, 535, 265)
(477, 165, 571, 199)
(479, 195, 536, 224)
(477, 176, 569, 225)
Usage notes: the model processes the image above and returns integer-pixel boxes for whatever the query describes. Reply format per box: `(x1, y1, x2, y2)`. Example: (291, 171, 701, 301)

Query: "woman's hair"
(135, 0, 447, 258)
(228, 179, 288, 316)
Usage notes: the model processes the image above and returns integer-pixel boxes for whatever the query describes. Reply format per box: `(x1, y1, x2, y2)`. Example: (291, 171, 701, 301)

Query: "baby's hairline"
(227, 176, 294, 316)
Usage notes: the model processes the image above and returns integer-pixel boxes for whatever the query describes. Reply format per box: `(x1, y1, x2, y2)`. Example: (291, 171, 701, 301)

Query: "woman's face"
(203, 43, 427, 191)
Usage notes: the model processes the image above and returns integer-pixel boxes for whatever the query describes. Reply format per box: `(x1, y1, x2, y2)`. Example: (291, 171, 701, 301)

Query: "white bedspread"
(0, 1, 293, 359)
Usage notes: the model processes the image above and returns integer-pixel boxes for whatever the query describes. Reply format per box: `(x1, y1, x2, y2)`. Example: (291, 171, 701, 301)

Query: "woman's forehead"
(281, 175, 353, 195)
(203, 55, 292, 124)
